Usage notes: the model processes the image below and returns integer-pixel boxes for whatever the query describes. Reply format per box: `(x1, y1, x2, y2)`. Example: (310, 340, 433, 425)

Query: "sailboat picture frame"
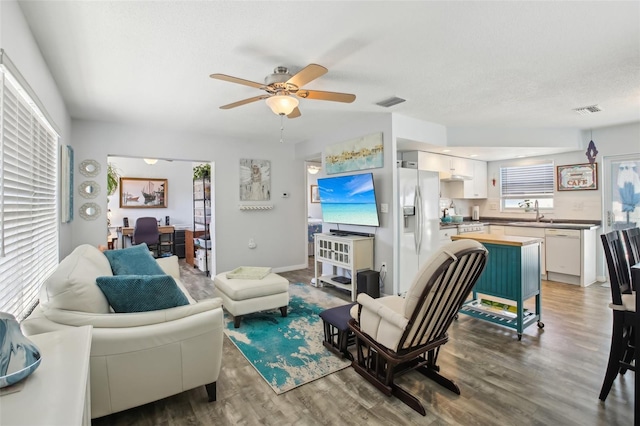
(119, 177, 168, 208)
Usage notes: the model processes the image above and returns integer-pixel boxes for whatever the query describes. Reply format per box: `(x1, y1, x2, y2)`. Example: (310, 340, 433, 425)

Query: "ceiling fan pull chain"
(280, 114, 285, 143)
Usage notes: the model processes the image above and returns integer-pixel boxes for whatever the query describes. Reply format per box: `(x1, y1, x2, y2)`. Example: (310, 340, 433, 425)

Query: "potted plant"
(193, 164, 211, 180)
(106, 163, 120, 229)
(107, 163, 120, 196)
(518, 199, 534, 212)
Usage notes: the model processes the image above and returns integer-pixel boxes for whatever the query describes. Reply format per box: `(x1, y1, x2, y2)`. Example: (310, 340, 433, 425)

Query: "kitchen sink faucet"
(534, 200, 544, 222)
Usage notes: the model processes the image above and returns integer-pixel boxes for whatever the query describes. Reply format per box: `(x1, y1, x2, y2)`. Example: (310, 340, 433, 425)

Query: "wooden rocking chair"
(348, 239, 488, 416)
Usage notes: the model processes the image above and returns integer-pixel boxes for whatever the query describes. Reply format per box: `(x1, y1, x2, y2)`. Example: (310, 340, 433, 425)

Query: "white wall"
(72, 119, 307, 273)
(447, 126, 583, 149)
(296, 114, 395, 294)
(107, 157, 195, 228)
(1, 0, 72, 257)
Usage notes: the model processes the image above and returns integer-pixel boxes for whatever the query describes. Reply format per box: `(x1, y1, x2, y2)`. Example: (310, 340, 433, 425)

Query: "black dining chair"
(132, 217, 160, 256)
(599, 230, 636, 401)
(622, 227, 640, 272)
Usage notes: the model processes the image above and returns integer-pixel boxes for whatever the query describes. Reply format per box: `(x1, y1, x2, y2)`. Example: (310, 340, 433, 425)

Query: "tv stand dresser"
(314, 233, 374, 301)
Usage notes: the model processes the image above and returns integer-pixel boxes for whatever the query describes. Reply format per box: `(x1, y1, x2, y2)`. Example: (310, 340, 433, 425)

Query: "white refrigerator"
(396, 167, 441, 296)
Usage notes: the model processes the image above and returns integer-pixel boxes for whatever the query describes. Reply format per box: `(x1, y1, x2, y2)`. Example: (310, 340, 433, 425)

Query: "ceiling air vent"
(573, 105, 602, 115)
(376, 96, 406, 108)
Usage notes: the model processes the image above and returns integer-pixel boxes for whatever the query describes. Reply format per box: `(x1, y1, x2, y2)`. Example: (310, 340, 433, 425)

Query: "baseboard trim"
(272, 263, 307, 274)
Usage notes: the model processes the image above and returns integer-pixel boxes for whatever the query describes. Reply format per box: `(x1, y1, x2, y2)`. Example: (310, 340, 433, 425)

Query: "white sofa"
(21, 244, 224, 419)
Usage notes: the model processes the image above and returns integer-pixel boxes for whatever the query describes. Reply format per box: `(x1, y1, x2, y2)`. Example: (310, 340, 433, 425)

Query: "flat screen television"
(317, 172, 380, 227)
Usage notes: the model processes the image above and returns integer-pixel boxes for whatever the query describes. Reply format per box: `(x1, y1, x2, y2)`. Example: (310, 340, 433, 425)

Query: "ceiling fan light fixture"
(265, 95, 299, 115)
(307, 165, 321, 174)
(143, 158, 158, 165)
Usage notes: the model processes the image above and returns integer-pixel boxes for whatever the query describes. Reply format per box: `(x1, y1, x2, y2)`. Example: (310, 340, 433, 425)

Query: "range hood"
(439, 171, 472, 181)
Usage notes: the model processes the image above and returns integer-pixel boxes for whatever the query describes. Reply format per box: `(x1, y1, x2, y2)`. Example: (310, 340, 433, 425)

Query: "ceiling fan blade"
(209, 73, 264, 89)
(287, 107, 301, 119)
(219, 95, 269, 110)
(296, 90, 356, 103)
(286, 64, 328, 88)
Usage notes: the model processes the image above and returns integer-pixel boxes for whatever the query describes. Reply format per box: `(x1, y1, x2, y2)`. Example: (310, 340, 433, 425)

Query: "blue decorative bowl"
(0, 313, 42, 388)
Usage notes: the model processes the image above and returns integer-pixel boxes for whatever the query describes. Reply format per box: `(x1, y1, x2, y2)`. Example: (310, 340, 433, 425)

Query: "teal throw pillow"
(95, 275, 189, 313)
(103, 243, 165, 276)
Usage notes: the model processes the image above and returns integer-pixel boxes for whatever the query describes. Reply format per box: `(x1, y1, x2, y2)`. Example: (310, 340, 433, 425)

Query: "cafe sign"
(557, 163, 598, 191)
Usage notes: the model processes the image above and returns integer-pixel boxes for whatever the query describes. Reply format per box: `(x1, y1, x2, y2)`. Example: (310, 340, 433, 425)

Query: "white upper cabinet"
(401, 151, 448, 172)
(448, 156, 473, 177)
(462, 159, 488, 199)
(401, 152, 487, 199)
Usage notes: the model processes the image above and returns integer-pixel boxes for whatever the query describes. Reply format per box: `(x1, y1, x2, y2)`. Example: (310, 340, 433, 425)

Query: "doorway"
(306, 160, 322, 257)
(602, 153, 640, 234)
(106, 156, 216, 276)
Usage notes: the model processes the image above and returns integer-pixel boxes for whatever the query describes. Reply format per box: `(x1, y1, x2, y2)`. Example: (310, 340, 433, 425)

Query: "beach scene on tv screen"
(318, 174, 379, 227)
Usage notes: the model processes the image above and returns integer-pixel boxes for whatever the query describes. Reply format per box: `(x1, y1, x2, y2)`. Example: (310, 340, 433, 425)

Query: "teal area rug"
(223, 282, 351, 394)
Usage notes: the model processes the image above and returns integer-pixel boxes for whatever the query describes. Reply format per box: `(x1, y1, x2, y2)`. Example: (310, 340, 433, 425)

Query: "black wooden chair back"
(601, 230, 632, 306)
(622, 227, 640, 269)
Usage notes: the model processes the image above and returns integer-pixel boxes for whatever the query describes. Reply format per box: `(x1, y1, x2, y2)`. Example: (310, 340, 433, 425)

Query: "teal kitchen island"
(451, 233, 544, 340)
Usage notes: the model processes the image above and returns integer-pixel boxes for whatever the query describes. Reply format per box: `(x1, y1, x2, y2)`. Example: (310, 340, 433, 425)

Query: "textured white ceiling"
(17, 1, 640, 149)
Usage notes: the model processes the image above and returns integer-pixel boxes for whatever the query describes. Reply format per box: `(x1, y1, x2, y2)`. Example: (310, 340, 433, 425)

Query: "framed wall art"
(240, 159, 271, 201)
(60, 145, 74, 223)
(310, 185, 320, 203)
(557, 163, 598, 191)
(119, 177, 168, 208)
(324, 132, 384, 175)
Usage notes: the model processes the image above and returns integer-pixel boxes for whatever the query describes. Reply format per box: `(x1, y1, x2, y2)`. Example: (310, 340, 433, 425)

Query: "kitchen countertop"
(440, 218, 600, 230)
(452, 233, 543, 247)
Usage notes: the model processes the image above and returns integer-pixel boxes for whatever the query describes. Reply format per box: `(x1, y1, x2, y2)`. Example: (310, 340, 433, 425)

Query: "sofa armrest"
(89, 304, 223, 356)
(40, 298, 223, 328)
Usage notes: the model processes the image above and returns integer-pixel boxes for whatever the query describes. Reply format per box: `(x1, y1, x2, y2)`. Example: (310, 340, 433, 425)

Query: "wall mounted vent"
(573, 105, 602, 115)
(376, 96, 406, 108)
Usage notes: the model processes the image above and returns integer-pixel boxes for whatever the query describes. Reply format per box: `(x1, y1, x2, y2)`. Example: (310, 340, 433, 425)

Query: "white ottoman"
(214, 272, 290, 328)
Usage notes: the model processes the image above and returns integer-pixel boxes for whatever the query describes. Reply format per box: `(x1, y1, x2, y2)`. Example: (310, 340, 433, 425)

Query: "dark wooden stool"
(319, 303, 356, 360)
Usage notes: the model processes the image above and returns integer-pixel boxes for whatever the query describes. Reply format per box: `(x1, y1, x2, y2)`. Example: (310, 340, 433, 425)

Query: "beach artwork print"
(240, 159, 271, 201)
(324, 132, 383, 175)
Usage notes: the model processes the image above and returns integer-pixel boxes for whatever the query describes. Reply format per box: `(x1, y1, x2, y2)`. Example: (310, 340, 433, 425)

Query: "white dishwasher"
(545, 229, 581, 276)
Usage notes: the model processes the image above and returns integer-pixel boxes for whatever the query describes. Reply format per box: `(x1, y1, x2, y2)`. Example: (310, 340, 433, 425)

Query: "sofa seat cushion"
(103, 243, 165, 276)
(96, 275, 190, 313)
(41, 244, 112, 313)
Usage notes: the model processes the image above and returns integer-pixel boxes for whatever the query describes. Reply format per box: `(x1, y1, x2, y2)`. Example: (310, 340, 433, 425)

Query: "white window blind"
(0, 65, 59, 320)
(500, 163, 555, 199)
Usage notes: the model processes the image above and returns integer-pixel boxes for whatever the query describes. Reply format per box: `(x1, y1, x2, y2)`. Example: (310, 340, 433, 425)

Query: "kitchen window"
(500, 162, 554, 211)
(0, 51, 60, 320)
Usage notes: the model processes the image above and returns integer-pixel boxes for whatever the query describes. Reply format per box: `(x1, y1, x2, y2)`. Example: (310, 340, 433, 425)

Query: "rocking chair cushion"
(353, 294, 408, 350)
(404, 240, 479, 319)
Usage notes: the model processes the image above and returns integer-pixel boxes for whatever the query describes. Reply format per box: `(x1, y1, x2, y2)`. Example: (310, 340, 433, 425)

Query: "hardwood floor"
(93, 259, 634, 425)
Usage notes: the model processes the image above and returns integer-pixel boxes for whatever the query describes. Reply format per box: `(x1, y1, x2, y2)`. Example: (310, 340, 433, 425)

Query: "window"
(500, 162, 554, 210)
(0, 55, 59, 320)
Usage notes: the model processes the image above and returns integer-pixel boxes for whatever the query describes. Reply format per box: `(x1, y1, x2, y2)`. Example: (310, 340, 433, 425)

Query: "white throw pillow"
(41, 244, 112, 313)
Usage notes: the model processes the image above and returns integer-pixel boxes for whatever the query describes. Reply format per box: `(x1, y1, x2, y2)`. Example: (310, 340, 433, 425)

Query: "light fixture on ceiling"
(307, 165, 321, 175)
(265, 95, 299, 116)
(143, 158, 158, 165)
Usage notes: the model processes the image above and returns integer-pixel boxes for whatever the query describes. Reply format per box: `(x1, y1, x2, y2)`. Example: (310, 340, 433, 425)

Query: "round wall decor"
(79, 202, 101, 220)
(79, 181, 100, 199)
(79, 159, 101, 177)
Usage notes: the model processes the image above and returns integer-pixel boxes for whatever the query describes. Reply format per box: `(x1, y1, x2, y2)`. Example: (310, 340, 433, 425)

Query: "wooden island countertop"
(452, 233, 542, 247)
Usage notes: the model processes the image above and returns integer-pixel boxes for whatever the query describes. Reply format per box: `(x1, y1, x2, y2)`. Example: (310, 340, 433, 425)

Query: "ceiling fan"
(209, 64, 356, 119)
